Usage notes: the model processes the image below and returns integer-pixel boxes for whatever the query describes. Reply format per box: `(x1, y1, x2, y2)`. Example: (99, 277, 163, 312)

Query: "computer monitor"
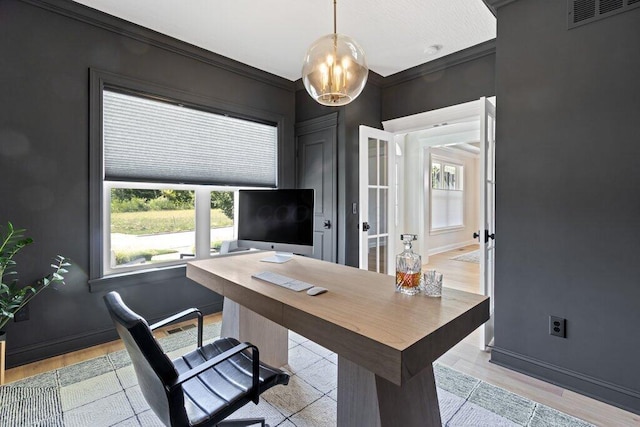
(237, 189, 315, 263)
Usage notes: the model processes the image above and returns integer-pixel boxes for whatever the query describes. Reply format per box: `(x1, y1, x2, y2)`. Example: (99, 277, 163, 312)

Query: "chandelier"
(301, 0, 369, 106)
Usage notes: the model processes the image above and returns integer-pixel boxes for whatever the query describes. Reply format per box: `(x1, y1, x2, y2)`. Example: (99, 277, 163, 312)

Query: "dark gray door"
(295, 113, 338, 262)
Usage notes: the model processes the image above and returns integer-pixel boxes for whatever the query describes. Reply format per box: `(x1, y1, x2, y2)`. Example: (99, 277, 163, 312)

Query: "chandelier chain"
(333, 0, 337, 34)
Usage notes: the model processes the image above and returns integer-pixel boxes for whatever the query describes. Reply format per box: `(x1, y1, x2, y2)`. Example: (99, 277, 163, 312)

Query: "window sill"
(88, 264, 186, 293)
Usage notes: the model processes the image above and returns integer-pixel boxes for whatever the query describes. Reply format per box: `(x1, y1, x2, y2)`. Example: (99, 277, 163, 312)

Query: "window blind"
(103, 90, 277, 187)
(432, 189, 463, 229)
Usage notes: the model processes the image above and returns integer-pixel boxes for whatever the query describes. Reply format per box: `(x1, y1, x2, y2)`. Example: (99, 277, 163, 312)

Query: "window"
(430, 156, 464, 232)
(105, 184, 238, 274)
(93, 84, 278, 277)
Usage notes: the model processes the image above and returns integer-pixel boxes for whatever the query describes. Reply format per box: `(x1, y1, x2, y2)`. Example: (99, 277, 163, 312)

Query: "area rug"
(451, 249, 480, 263)
(0, 323, 593, 427)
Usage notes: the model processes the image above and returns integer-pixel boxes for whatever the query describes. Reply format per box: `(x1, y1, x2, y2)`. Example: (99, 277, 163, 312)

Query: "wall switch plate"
(549, 315, 566, 338)
(352, 203, 358, 214)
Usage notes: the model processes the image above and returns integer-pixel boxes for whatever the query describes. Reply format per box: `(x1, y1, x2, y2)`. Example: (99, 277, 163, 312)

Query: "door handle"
(362, 222, 370, 232)
(324, 220, 331, 229)
(474, 230, 495, 243)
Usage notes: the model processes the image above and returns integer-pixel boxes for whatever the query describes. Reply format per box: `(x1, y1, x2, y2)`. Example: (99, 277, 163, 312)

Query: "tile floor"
(1, 322, 594, 427)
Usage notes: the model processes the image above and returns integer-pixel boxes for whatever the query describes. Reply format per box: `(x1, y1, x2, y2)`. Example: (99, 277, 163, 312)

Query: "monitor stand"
(260, 252, 294, 263)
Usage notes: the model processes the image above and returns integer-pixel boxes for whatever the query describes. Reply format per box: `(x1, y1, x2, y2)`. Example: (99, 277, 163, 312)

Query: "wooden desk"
(187, 252, 489, 427)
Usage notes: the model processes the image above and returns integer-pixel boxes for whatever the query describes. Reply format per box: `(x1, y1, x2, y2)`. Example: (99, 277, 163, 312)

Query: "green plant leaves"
(0, 222, 70, 331)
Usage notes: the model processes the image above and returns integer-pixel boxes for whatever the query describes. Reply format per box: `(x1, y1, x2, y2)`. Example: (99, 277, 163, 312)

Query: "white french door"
(358, 126, 396, 274)
(478, 97, 496, 350)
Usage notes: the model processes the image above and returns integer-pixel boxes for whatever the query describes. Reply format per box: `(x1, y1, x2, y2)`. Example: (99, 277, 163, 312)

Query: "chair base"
(216, 417, 266, 427)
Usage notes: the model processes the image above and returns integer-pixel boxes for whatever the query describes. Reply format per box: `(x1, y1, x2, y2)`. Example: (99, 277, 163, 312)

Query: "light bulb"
(302, 33, 368, 106)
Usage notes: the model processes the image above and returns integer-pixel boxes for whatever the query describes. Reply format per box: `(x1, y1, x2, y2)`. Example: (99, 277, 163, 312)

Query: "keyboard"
(251, 271, 314, 292)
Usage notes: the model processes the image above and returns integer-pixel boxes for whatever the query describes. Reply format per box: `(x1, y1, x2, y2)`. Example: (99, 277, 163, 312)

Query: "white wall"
(426, 147, 479, 254)
(397, 132, 479, 261)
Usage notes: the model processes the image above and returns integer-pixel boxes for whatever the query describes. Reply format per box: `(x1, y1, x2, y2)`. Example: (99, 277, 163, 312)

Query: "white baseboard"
(428, 240, 478, 256)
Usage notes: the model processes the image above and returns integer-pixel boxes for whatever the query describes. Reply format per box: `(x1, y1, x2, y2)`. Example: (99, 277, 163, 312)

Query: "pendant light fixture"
(301, 0, 368, 106)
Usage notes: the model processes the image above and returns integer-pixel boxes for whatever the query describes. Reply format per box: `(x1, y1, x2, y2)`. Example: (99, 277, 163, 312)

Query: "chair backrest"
(104, 291, 187, 426)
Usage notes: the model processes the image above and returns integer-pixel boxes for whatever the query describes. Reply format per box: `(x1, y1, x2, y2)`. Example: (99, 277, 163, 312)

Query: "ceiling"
(72, 0, 496, 82)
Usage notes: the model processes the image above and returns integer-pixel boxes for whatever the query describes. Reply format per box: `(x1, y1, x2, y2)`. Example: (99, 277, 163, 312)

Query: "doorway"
(376, 97, 496, 349)
(400, 130, 481, 275)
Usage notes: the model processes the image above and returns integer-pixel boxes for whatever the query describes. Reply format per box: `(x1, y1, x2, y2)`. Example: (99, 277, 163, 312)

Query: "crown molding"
(382, 39, 496, 89)
(366, 70, 385, 87)
(483, 0, 521, 15)
(19, 0, 295, 92)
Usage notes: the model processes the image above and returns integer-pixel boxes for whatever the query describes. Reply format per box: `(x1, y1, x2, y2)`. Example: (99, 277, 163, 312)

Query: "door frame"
(478, 97, 496, 349)
(358, 126, 397, 273)
(381, 97, 496, 350)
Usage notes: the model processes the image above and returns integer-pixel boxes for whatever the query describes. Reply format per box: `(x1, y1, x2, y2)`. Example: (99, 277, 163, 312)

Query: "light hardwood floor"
(6, 247, 639, 426)
(3, 313, 222, 385)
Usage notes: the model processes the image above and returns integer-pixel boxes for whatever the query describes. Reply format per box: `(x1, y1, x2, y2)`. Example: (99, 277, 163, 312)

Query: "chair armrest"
(169, 342, 260, 400)
(149, 308, 203, 347)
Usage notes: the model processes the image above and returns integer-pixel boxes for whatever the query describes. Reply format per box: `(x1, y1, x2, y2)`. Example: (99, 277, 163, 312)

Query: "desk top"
(187, 252, 489, 386)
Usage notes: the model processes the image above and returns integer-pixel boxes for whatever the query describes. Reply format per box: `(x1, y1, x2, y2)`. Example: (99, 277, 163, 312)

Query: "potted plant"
(0, 222, 70, 338)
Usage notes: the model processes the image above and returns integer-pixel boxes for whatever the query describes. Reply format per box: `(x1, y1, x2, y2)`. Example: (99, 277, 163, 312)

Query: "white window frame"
(430, 155, 465, 234)
(103, 181, 245, 276)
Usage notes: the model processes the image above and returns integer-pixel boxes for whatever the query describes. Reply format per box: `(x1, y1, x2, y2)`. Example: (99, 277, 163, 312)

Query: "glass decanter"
(395, 234, 421, 295)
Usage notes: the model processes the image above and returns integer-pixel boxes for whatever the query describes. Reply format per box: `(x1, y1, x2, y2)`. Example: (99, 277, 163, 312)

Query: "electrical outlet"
(549, 315, 566, 338)
(14, 304, 29, 322)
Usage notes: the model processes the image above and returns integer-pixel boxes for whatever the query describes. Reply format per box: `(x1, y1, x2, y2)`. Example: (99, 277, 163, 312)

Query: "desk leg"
(221, 298, 288, 368)
(337, 356, 441, 427)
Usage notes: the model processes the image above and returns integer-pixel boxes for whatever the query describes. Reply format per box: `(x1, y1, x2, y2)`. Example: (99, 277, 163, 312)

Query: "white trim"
(382, 97, 496, 134)
(428, 240, 478, 256)
(102, 181, 242, 276)
(430, 225, 465, 236)
(383, 100, 482, 134)
(438, 144, 480, 157)
(359, 126, 396, 273)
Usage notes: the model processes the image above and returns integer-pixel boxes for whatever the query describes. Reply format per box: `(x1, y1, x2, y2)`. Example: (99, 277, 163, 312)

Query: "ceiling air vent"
(572, 0, 596, 23)
(600, 0, 623, 13)
(568, 0, 640, 28)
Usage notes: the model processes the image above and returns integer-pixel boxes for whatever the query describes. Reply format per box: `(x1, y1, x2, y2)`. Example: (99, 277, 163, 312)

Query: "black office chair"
(104, 291, 289, 427)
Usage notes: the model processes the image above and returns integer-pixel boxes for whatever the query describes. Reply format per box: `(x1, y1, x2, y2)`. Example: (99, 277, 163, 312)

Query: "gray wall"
(490, 0, 640, 414)
(10, 1, 632, 416)
(381, 42, 496, 121)
(0, 0, 295, 367)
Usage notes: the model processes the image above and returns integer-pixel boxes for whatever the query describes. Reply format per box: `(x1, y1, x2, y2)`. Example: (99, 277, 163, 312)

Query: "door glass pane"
(379, 236, 388, 274)
(379, 188, 388, 234)
(487, 116, 495, 181)
(367, 238, 377, 272)
(368, 138, 378, 185)
(491, 185, 496, 231)
(368, 188, 377, 235)
(379, 140, 388, 186)
(110, 188, 195, 268)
